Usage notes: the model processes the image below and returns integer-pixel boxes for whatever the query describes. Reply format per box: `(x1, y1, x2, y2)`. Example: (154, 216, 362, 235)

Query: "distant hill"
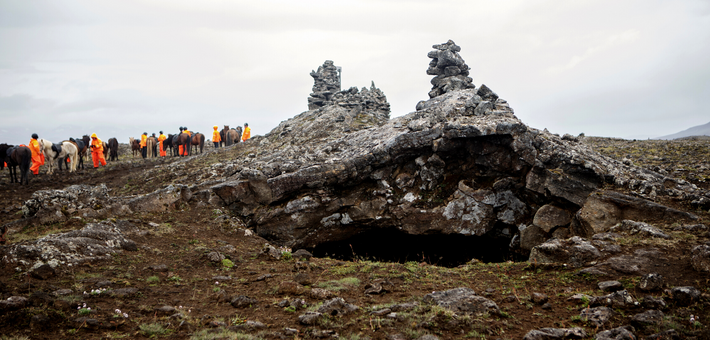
(656, 121, 710, 140)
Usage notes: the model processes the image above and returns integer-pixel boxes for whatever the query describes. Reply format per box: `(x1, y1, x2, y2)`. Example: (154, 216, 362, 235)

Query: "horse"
(176, 132, 191, 156)
(229, 126, 242, 145)
(191, 133, 205, 154)
(38, 138, 78, 174)
(69, 137, 88, 170)
(129, 137, 141, 157)
(6, 145, 31, 185)
(164, 134, 175, 156)
(146, 136, 156, 158)
(0, 143, 12, 171)
(108, 138, 119, 161)
(221, 125, 231, 147)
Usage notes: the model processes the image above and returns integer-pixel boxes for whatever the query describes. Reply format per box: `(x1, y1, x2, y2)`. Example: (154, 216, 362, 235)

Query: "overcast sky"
(1, 0, 709, 145)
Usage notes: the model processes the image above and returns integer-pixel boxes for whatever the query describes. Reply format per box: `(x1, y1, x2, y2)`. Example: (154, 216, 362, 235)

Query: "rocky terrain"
(1, 40, 709, 340)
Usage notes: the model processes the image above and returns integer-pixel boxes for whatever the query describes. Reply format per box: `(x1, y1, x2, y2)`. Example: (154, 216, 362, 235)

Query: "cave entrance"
(310, 228, 521, 267)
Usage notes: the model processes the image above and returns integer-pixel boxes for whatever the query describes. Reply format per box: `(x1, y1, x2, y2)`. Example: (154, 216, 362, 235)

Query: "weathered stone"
(292, 249, 313, 261)
(590, 290, 638, 308)
(126, 184, 188, 213)
(206, 251, 225, 263)
(579, 306, 613, 327)
(670, 286, 700, 306)
(631, 310, 664, 327)
(230, 295, 258, 308)
(294, 273, 312, 286)
(529, 236, 601, 267)
(576, 191, 697, 236)
(610, 220, 670, 239)
(29, 290, 53, 307)
(309, 288, 336, 300)
(2, 221, 137, 271)
(638, 273, 664, 291)
(520, 224, 549, 251)
(645, 329, 680, 340)
(533, 205, 572, 233)
(148, 264, 169, 272)
(30, 264, 56, 280)
(278, 281, 302, 295)
(531, 292, 549, 304)
(423, 287, 500, 315)
(641, 296, 666, 310)
(595, 326, 636, 340)
(603, 249, 667, 275)
(298, 311, 322, 325)
(0, 296, 28, 312)
(690, 244, 710, 272)
(317, 297, 359, 316)
(155, 305, 177, 316)
(598, 281, 623, 292)
(30, 313, 50, 330)
(522, 327, 587, 340)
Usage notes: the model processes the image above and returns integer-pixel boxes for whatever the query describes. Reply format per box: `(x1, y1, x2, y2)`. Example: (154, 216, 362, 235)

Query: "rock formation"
(425, 40, 475, 98)
(307, 60, 341, 110)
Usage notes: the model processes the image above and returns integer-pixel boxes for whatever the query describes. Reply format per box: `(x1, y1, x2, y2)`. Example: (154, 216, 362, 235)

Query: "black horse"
(0, 143, 13, 177)
(6, 145, 31, 185)
(108, 138, 119, 161)
(69, 137, 87, 170)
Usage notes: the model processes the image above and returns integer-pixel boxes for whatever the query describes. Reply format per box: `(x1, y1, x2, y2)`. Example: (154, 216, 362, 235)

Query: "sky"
(1, 0, 709, 145)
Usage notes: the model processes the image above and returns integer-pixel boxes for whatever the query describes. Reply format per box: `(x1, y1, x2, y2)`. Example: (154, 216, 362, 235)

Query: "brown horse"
(191, 133, 205, 154)
(6, 145, 31, 185)
(176, 132, 191, 156)
(129, 137, 141, 157)
(221, 125, 231, 147)
(146, 136, 156, 158)
(108, 138, 119, 161)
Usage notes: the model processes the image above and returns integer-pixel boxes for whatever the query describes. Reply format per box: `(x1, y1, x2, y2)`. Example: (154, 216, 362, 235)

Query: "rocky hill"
(656, 121, 710, 140)
(1, 40, 709, 340)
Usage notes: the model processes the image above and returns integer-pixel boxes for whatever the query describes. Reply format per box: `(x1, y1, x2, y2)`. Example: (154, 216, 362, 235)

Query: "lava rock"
(638, 273, 664, 291)
(423, 287, 500, 315)
(630, 309, 664, 327)
(671, 286, 700, 306)
(230, 295, 258, 308)
(598, 280, 623, 292)
(690, 244, 710, 272)
(522, 327, 587, 340)
(579, 306, 613, 327)
(595, 325, 636, 340)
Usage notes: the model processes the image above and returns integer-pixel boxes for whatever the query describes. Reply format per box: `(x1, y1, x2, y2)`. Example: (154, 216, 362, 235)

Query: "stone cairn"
(308, 60, 342, 110)
(426, 39, 475, 98)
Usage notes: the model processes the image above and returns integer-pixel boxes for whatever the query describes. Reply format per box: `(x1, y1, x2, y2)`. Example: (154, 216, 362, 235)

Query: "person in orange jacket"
(90, 133, 107, 168)
(158, 131, 167, 157)
(212, 125, 221, 148)
(182, 127, 191, 156)
(28, 133, 45, 175)
(242, 123, 251, 142)
(139, 132, 148, 159)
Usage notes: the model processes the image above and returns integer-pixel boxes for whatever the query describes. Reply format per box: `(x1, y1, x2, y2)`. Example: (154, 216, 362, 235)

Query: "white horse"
(38, 138, 79, 174)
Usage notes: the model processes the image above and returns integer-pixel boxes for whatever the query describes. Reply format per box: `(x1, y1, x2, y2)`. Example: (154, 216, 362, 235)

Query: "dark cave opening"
(310, 228, 524, 268)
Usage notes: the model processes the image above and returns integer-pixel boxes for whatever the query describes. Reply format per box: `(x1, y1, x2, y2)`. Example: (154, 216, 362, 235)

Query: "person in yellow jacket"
(28, 133, 45, 175)
(242, 123, 251, 142)
(212, 126, 221, 148)
(182, 127, 191, 156)
(139, 132, 148, 159)
(158, 131, 167, 157)
(90, 133, 107, 168)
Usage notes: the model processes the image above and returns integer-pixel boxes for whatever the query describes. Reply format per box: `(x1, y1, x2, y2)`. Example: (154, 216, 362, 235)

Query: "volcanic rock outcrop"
(308, 60, 342, 110)
(200, 41, 707, 258)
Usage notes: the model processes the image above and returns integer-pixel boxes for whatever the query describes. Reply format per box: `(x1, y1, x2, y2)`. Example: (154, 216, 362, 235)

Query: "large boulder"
(423, 287, 500, 315)
(528, 236, 601, 267)
(1, 221, 137, 271)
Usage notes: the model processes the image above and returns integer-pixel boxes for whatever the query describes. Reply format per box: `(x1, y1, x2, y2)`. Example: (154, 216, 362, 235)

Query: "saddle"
(52, 143, 63, 158)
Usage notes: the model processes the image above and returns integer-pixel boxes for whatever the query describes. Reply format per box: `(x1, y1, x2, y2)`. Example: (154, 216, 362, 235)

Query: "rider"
(212, 125, 221, 149)
(140, 132, 148, 159)
(28, 133, 45, 175)
(242, 123, 251, 142)
(182, 127, 191, 156)
(89, 133, 107, 168)
(158, 131, 167, 157)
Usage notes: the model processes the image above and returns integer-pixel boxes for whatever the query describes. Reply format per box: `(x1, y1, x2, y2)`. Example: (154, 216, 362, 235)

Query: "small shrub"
(222, 259, 234, 268)
(139, 323, 170, 337)
(146, 276, 160, 284)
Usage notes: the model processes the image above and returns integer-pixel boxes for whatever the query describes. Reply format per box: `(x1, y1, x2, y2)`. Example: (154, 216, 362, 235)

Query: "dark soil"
(0, 139, 709, 340)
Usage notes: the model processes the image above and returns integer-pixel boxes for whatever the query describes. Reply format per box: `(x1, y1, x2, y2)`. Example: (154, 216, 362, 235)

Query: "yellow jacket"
(158, 134, 167, 143)
(140, 134, 147, 147)
(213, 128, 221, 142)
(242, 127, 251, 141)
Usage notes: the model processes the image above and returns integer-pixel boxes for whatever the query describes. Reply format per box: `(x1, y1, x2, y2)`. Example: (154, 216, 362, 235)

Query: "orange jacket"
(91, 137, 104, 153)
(213, 128, 221, 142)
(158, 134, 167, 143)
(140, 134, 147, 147)
(183, 130, 191, 136)
(242, 126, 251, 141)
(29, 139, 41, 157)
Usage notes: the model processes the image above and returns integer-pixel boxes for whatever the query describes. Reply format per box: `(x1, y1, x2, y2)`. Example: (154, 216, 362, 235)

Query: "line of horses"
(0, 135, 120, 185)
(129, 125, 242, 158)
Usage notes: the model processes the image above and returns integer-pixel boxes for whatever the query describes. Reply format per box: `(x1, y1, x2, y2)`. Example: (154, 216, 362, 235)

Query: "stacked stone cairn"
(426, 39, 476, 98)
(308, 60, 341, 110)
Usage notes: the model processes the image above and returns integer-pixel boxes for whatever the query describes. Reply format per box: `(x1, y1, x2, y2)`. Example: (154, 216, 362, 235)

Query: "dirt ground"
(0, 140, 709, 340)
